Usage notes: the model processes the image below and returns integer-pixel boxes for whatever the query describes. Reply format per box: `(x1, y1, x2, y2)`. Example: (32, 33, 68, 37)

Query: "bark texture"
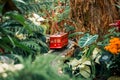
(70, 0, 119, 38)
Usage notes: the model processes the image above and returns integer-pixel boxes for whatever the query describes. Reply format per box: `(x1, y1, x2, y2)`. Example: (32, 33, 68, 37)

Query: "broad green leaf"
(82, 61, 91, 65)
(80, 66, 91, 78)
(5, 12, 25, 25)
(92, 48, 101, 59)
(78, 33, 98, 48)
(95, 55, 101, 64)
(69, 59, 79, 67)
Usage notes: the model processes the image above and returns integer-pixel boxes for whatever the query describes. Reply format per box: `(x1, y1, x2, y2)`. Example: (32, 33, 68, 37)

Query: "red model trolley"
(50, 33, 68, 49)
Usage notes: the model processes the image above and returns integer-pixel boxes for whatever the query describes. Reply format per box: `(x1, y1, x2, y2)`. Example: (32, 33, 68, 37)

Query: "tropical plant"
(0, 0, 49, 57)
(0, 11, 33, 55)
(97, 27, 120, 78)
(98, 27, 120, 48)
(14, 0, 71, 34)
(63, 33, 100, 79)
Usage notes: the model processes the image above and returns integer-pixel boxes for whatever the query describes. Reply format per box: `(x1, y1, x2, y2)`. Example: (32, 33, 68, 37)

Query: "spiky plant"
(0, 54, 72, 80)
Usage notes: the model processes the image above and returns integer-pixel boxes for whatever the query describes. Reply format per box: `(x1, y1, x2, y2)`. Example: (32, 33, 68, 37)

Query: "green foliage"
(96, 27, 120, 78)
(78, 33, 98, 48)
(57, 6, 70, 22)
(65, 25, 75, 32)
(13, 0, 70, 34)
(5, 12, 32, 33)
(17, 1, 52, 14)
(0, 20, 32, 54)
(0, 54, 72, 80)
(13, 0, 69, 15)
(97, 28, 120, 47)
(0, 9, 48, 56)
(63, 33, 99, 79)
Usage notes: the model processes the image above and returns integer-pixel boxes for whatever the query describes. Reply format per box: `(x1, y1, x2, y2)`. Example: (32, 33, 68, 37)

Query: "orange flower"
(109, 38, 120, 43)
(104, 46, 109, 50)
(111, 48, 118, 54)
(104, 37, 120, 55)
(118, 49, 120, 53)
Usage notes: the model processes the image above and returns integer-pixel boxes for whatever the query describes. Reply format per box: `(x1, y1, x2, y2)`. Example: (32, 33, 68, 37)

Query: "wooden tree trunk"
(70, 0, 119, 39)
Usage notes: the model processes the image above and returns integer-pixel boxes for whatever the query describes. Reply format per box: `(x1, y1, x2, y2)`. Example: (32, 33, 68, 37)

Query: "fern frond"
(16, 1, 53, 14)
(35, 39, 49, 53)
(28, 22, 44, 33)
(21, 41, 41, 52)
